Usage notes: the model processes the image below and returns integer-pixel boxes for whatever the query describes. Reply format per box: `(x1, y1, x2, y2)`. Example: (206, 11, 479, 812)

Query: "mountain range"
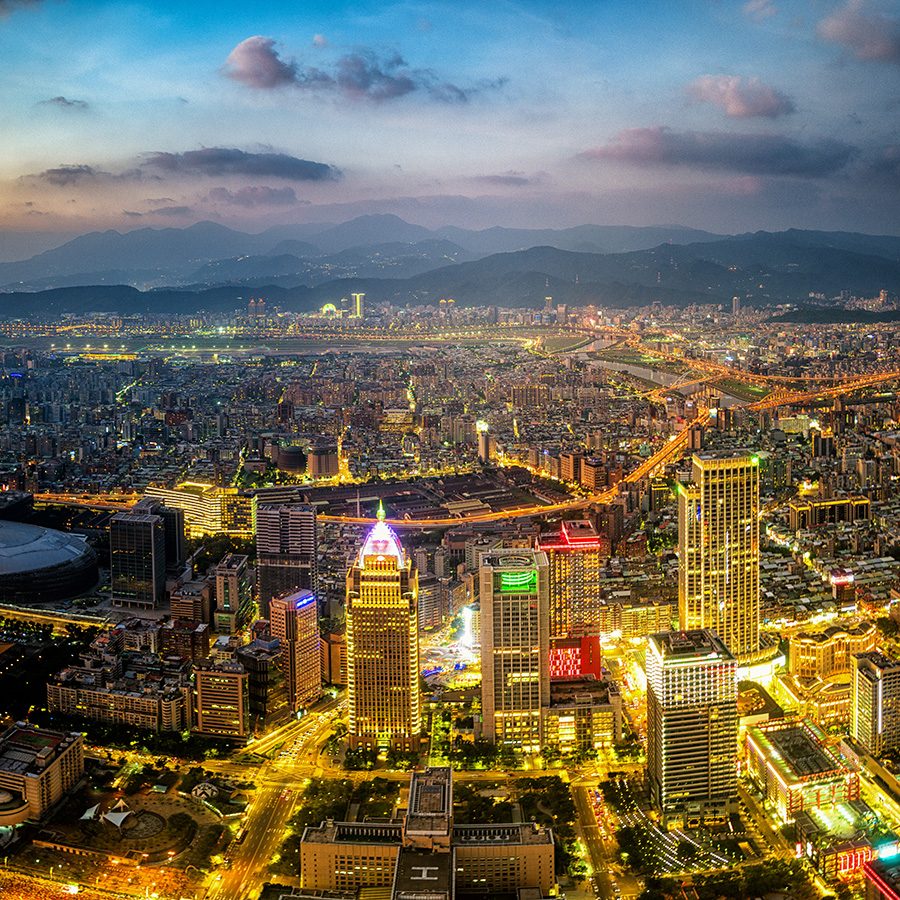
(0, 215, 898, 316)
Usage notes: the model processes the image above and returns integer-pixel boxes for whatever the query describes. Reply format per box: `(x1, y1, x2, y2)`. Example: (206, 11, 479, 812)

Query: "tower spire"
(377, 499, 386, 522)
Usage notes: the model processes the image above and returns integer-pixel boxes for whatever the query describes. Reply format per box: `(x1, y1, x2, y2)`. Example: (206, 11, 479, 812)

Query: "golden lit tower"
(539, 519, 606, 639)
(346, 502, 420, 751)
(678, 452, 760, 661)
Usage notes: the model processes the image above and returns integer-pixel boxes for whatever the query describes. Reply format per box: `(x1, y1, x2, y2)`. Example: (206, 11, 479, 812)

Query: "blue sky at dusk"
(1, 0, 898, 235)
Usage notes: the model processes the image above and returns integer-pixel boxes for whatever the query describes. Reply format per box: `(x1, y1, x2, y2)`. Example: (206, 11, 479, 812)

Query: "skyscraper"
(270, 589, 322, 713)
(479, 548, 550, 753)
(110, 507, 166, 608)
(351, 291, 365, 319)
(346, 503, 420, 751)
(678, 452, 760, 661)
(255, 502, 318, 619)
(539, 519, 606, 639)
(213, 553, 253, 633)
(852, 651, 900, 756)
(646, 629, 738, 827)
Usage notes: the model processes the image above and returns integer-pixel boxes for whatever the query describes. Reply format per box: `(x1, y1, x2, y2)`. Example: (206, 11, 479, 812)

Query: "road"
(573, 784, 618, 900)
(206, 783, 302, 900)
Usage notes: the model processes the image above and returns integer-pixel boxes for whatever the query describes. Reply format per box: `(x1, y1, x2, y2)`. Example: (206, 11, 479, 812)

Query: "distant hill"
(1, 221, 899, 315)
(0, 216, 724, 290)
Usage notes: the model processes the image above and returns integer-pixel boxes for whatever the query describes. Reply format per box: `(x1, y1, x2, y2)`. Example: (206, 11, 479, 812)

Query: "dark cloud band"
(579, 127, 855, 178)
(143, 148, 340, 181)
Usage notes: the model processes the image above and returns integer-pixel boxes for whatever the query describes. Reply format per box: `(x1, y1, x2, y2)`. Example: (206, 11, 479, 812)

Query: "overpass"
(0, 603, 112, 636)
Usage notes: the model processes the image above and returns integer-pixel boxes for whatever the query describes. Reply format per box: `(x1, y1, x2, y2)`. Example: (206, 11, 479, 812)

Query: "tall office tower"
(193, 659, 250, 740)
(646, 630, 738, 827)
(128, 497, 185, 571)
(479, 549, 550, 753)
(539, 519, 606, 639)
(213, 553, 253, 633)
(346, 503, 420, 751)
(256, 502, 318, 618)
(852, 651, 900, 756)
(678, 452, 760, 661)
(270, 589, 322, 713)
(110, 507, 166, 608)
(351, 291, 365, 319)
(476, 421, 491, 462)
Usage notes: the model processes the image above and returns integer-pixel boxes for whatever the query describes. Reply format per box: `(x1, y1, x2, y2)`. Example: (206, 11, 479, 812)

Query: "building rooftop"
(549, 676, 620, 708)
(452, 824, 552, 846)
(865, 859, 900, 899)
(480, 548, 546, 570)
(748, 720, 844, 784)
(392, 847, 453, 900)
(856, 651, 900, 672)
(650, 629, 734, 663)
(0, 723, 80, 777)
(539, 519, 604, 551)
(406, 768, 452, 838)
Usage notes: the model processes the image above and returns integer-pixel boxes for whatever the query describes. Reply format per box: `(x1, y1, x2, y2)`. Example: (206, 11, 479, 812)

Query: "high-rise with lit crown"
(647, 629, 738, 827)
(678, 451, 760, 661)
(539, 519, 606, 639)
(479, 548, 550, 753)
(346, 502, 420, 751)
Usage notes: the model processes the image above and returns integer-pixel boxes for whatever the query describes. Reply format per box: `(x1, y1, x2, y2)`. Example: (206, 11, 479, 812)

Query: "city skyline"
(0, 0, 898, 238)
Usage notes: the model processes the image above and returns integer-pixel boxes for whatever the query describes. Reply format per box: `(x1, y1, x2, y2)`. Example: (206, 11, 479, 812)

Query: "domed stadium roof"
(0, 521, 98, 603)
(0, 521, 92, 575)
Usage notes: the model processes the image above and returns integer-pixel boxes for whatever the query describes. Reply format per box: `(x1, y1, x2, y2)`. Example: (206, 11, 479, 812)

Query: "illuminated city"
(1, 2, 900, 900)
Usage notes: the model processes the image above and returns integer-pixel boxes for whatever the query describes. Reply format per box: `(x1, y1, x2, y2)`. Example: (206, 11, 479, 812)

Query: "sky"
(0, 0, 899, 241)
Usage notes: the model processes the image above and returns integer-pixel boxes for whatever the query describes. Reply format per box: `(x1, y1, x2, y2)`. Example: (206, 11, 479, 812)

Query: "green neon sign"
(499, 570, 537, 592)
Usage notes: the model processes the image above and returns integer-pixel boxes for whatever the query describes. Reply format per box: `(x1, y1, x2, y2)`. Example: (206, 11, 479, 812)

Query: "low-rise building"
(542, 676, 623, 753)
(789, 620, 876, 680)
(745, 719, 859, 824)
(47, 654, 193, 733)
(300, 768, 555, 896)
(0, 723, 84, 825)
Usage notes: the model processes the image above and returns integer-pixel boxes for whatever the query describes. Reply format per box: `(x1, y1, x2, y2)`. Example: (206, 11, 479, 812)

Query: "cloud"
(38, 95, 89, 111)
(472, 173, 533, 187)
(143, 148, 340, 181)
(578, 127, 856, 177)
(31, 164, 105, 186)
(864, 143, 900, 186)
(312, 33, 328, 48)
(223, 36, 503, 103)
(0, 0, 41, 16)
(206, 185, 299, 207)
(332, 52, 417, 100)
(687, 75, 795, 118)
(150, 206, 193, 217)
(743, 0, 777, 21)
(223, 36, 299, 88)
(818, 1, 900, 64)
